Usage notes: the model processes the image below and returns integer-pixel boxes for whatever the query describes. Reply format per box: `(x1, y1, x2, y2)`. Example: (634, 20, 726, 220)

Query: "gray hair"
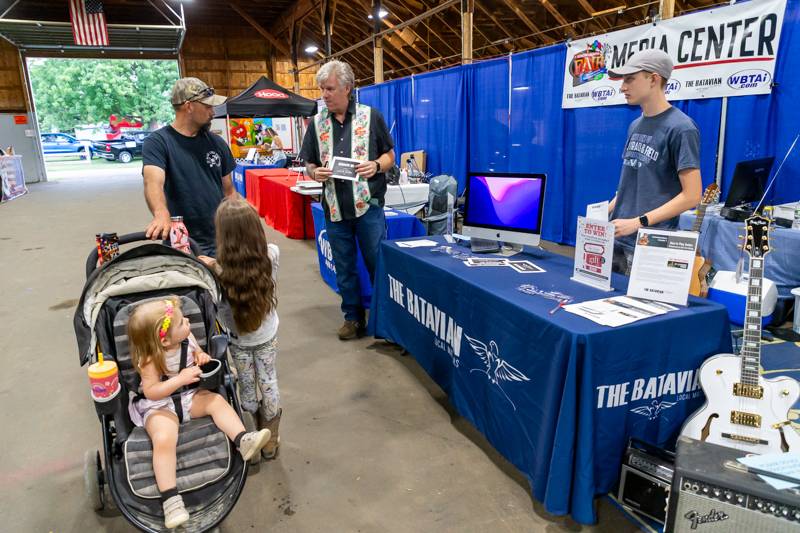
(316, 60, 355, 91)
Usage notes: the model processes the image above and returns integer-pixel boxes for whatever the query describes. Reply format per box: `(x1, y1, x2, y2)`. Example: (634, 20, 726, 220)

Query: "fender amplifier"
(617, 438, 675, 523)
(666, 437, 800, 532)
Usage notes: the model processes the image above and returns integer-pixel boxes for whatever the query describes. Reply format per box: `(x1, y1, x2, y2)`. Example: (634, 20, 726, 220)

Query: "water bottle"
(399, 167, 409, 185)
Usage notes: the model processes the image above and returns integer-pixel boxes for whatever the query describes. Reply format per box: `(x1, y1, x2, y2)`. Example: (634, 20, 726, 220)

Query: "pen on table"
(549, 300, 568, 315)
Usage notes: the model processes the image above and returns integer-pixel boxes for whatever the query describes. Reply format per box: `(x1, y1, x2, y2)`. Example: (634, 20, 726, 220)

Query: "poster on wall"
(562, 0, 787, 108)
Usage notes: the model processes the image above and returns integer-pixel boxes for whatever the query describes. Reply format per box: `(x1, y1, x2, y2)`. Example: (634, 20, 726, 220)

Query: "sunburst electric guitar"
(688, 184, 720, 298)
(681, 214, 800, 453)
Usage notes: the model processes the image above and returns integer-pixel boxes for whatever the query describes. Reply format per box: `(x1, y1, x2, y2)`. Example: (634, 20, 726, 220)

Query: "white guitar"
(681, 214, 800, 453)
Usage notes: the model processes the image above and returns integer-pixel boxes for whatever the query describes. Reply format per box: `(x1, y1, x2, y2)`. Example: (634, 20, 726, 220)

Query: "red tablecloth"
(245, 168, 314, 239)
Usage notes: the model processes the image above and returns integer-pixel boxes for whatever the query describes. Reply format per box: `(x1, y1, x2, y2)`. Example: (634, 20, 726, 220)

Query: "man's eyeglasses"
(184, 86, 215, 103)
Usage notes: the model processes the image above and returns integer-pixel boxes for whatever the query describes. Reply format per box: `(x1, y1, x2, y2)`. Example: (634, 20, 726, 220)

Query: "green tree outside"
(28, 58, 180, 133)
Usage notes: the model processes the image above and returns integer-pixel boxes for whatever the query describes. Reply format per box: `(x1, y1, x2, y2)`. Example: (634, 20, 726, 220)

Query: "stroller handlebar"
(85, 232, 203, 279)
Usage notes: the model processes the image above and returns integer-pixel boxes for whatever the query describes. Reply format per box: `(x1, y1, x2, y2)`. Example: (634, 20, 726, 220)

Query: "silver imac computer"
(462, 172, 546, 250)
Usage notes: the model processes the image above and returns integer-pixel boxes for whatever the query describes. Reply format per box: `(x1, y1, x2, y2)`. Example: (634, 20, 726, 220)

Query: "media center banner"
(562, 0, 787, 108)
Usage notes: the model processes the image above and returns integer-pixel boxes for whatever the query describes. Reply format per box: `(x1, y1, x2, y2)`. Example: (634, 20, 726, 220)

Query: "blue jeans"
(325, 203, 387, 322)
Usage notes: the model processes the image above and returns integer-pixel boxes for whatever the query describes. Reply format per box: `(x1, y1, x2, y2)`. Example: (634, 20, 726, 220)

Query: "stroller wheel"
(83, 449, 105, 511)
(241, 412, 261, 468)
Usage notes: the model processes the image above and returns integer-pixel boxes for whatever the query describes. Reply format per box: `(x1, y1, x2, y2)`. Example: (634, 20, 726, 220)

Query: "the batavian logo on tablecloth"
(465, 335, 530, 411)
(630, 400, 677, 421)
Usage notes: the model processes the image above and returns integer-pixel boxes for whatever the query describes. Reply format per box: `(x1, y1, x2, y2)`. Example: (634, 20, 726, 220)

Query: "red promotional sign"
(254, 89, 288, 100)
(13, 115, 27, 125)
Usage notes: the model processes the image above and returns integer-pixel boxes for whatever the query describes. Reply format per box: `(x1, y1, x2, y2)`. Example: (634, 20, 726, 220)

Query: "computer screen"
(463, 172, 546, 247)
(724, 157, 775, 208)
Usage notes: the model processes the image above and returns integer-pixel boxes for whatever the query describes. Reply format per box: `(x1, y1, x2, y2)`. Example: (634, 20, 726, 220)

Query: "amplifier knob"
(713, 488, 721, 497)
(702, 486, 709, 494)
(792, 510, 800, 520)
(737, 495, 744, 504)
(781, 508, 789, 517)
(769, 504, 776, 513)
(724, 491, 732, 500)
(756, 501, 764, 509)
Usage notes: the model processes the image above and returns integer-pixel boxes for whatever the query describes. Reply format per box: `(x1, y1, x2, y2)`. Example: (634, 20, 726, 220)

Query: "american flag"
(69, 0, 109, 47)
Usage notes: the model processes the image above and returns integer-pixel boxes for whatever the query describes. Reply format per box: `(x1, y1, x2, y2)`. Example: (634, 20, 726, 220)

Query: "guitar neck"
(691, 204, 708, 233)
(740, 257, 764, 387)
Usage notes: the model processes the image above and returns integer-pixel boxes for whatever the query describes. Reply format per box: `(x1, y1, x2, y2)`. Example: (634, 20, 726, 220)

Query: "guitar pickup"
(733, 383, 763, 399)
(731, 411, 762, 428)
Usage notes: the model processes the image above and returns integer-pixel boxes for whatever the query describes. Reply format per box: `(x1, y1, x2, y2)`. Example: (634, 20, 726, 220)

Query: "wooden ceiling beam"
(475, 2, 535, 49)
(539, 0, 577, 38)
(229, 1, 290, 56)
(382, 0, 460, 56)
(499, 0, 554, 45)
(575, 0, 612, 31)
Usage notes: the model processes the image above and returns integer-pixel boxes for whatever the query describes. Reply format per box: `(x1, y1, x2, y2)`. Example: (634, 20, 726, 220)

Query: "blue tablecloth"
(368, 237, 731, 524)
(233, 162, 280, 197)
(679, 212, 800, 300)
(311, 202, 427, 307)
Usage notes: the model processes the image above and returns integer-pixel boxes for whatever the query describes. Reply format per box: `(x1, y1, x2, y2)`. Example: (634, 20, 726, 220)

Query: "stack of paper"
(738, 452, 800, 490)
(563, 296, 677, 327)
(396, 239, 439, 248)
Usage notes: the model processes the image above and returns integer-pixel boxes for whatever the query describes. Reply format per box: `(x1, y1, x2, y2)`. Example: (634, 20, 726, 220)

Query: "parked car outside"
(40, 132, 92, 157)
(92, 131, 152, 163)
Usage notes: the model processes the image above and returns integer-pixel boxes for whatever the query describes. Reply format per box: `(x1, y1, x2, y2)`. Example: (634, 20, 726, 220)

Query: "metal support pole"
(373, 1, 384, 83)
(461, 0, 473, 65)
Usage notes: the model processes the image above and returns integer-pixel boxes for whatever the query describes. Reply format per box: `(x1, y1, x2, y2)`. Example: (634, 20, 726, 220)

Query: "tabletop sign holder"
(571, 216, 615, 292)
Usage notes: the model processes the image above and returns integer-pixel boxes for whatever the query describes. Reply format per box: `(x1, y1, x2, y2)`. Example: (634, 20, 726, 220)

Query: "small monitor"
(723, 157, 775, 208)
(462, 172, 546, 247)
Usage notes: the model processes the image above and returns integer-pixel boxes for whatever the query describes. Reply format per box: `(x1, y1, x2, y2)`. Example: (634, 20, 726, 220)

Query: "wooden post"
(373, 1, 384, 83)
(659, 0, 675, 20)
(290, 21, 300, 94)
(322, 0, 333, 56)
(461, 0, 473, 65)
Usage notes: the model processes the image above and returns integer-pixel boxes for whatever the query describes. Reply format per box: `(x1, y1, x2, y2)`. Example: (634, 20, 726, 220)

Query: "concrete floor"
(0, 175, 638, 532)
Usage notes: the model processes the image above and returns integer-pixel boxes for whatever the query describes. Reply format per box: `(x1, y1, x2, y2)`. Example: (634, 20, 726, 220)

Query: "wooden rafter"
(499, 0, 554, 45)
(475, 2, 535, 49)
(382, 0, 459, 56)
(575, 0, 612, 30)
(539, 0, 577, 38)
(335, 6, 423, 68)
(229, 1, 290, 56)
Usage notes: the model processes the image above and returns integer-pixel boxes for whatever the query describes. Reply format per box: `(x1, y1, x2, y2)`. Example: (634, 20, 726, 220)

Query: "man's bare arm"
(143, 165, 171, 240)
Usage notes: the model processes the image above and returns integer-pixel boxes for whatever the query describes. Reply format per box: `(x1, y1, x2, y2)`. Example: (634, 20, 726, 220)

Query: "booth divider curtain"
(357, 0, 800, 246)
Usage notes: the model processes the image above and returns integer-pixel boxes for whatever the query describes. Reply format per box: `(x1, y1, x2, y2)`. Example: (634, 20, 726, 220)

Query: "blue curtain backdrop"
(357, 0, 800, 245)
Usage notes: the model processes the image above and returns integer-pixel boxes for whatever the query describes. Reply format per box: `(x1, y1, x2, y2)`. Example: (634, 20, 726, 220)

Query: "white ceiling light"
(305, 45, 319, 53)
(367, 9, 388, 19)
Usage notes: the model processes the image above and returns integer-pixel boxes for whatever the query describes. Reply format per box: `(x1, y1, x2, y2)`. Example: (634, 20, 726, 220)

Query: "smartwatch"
(638, 215, 650, 227)
(373, 160, 381, 173)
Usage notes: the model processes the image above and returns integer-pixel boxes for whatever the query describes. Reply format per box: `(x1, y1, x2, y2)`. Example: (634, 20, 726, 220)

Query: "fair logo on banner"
(562, 0, 787, 108)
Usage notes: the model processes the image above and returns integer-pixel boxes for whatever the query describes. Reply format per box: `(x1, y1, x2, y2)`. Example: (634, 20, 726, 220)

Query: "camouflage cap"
(170, 77, 227, 106)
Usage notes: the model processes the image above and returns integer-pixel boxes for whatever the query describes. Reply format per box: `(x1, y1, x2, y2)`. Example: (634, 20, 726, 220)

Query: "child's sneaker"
(238, 429, 271, 461)
(163, 494, 189, 529)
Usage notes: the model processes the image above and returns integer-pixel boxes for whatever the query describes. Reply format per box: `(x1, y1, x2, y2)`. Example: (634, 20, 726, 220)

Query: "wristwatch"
(373, 160, 381, 173)
(638, 215, 650, 227)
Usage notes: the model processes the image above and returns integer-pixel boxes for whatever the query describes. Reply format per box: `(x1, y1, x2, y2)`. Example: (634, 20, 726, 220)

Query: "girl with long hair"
(200, 198, 282, 460)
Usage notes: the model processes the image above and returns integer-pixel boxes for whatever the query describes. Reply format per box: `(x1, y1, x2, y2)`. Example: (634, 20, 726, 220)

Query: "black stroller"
(73, 233, 252, 532)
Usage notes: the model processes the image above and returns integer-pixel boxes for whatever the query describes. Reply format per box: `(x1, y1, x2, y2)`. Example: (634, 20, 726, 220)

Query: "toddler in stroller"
(127, 296, 270, 528)
(74, 233, 267, 532)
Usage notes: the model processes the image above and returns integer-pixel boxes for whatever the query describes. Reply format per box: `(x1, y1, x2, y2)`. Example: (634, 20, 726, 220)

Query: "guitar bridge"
(733, 383, 763, 399)
(731, 411, 762, 428)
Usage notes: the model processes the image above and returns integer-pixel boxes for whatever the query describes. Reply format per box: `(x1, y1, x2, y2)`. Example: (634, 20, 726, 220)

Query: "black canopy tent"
(214, 76, 317, 118)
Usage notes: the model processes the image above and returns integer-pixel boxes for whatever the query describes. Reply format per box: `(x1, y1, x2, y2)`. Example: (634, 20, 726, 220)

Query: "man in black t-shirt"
(143, 77, 236, 256)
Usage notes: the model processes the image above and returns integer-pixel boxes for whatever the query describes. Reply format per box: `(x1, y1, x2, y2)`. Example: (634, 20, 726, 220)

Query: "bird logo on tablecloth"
(630, 400, 677, 421)
(465, 335, 530, 411)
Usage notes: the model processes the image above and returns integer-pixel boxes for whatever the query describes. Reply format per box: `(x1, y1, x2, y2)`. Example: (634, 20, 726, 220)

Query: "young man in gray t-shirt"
(607, 50, 702, 274)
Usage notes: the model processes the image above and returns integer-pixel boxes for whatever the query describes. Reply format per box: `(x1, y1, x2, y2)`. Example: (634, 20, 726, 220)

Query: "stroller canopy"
(73, 243, 221, 366)
(214, 76, 317, 118)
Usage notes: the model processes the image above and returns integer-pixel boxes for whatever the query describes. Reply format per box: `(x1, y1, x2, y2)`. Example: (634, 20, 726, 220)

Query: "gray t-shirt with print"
(611, 106, 700, 247)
